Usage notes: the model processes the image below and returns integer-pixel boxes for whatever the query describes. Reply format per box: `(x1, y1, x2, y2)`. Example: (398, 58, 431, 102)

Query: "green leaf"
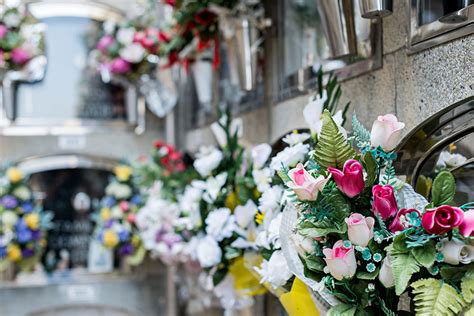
(314, 110, 356, 169)
(299, 218, 347, 237)
(411, 278, 466, 316)
(328, 303, 357, 316)
(356, 269, 379, 280)
(431, 170, 456, 206)
(387, 245, 420, 295)
(277, 165, 292, 183)
(305, 254, 325, 272)
(212, 268, 228, 286)
(362, 152, 377, 187)
(440, 263, 474, 281)
(411, 243, 436, 268)
(461, 270, 474, 303)
(415, 175, 433, 199)
(126, 245, 146, 266)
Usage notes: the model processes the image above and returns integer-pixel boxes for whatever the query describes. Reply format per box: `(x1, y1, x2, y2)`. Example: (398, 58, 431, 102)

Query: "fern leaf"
(314, 110, 356, 169)
(352, 113, 371, 152)
(412, 278, 466, 316)
(461, 271, 474, 303)
(277, 165, 292, 183)
(387, 247, 420, 295)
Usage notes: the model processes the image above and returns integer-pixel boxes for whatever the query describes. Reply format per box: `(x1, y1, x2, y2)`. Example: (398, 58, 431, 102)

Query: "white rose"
(440, 238, 474, 265)
(119, 43, 145, 63)
(117, 27, 135, 45)
(196, 236, 222, 268)
(193, 146, 223, 177)
(270, 143, 309, 172)
(370, 114, 405, 152)
(291, 233, 315, 257)
(255, 251, 293, 289)
(205, 208, 236, 241)
(379, 255, 395, 288)
(2, 211, 18, 227)
(251, 143, 272, 169)
(210, 116, 243, 147)
(13, 186, 31, 201)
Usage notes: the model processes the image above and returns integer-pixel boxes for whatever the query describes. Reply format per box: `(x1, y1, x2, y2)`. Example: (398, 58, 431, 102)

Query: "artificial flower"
(3, 11, 21, 28)
(258, 185, 283, 213)
(97, 35, 114, 52)
(370, 114, 405, 152)
(459, 209, 474, 237)
(421, 205, 464, 235)
(378, 255, 395, 288)
(24, 213, 39, 230)
(389, 208, 420, 233)
(440, 238, 474, 265)
(252, 168, 272, 193)
(286, 163, 329, 201)
(372, 184, 398, 220)
(110, 57, 131, 74)
(328, 159, 365, 198)
(12, 186, 31, 201)
(7, 167, 23, 183)
(0, 25, 7, 38)
(345, 213, 374, 247)
(114, 165, 133, 182)
(282, 132, 310, 146)
(256, 213, 283, 250)
(201, 173, 227, 203)
(193, 146, 223, 177)
(103, 229, 119, 248)
(436, 151, 467, 168)
(255, 251, 292, 289)
(116, 27, 135, 45)
(322, 240, 357, 281)
(105, 182, 132, 199)
(251, 143, 272, 169)
(270, 143, 309, 172)
(205, 208, 236, 242)
(2, 210, 18, 228)
(11, 47, 30, 65)
(291, 233, 315, 257)
(210, 116, 243, 147)
(234, 200, 258, 229)
(303, 94, 345, 136)
(196, 235, 222, 268)
(7, 244, 21, 262)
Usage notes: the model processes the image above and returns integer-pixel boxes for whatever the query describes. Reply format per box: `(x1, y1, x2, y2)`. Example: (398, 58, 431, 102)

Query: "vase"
(233, 17, 259, 92)
(315, 0, 358, 59)
(191, 59, 214, 114)
(358, 0, 393, 19)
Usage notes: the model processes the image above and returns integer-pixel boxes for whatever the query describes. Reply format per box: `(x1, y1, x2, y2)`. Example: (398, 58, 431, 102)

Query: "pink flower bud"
(459, 210, 474, 237)
(389, 208, 420, 233)
(370, 114, 405, 152)
(372, 184, 398, 220)
(96, 35, 114, 52)
(110, 57, 131, 74)
(323, 240, 357, 281)
(328, 159, 364, 198)
(345, 213, 374, 247)
(11, 48, 31, 65)
(286, 163, 330, 201)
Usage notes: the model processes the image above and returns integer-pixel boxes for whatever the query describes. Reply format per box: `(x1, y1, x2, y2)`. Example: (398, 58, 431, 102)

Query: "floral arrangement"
(89, 16, 170, 82)
(93, 164, 144, 264)
(0, 167, 52, 271)
(0, 4, 44, 72)
(276, 109, 474, 315)
(134, 141, 195, 264)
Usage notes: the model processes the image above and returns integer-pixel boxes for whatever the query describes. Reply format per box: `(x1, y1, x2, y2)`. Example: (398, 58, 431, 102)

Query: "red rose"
(421, 205, 464, 235)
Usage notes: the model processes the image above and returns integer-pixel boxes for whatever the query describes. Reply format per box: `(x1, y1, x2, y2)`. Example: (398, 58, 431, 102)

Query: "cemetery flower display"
(0, 167, 52, 271)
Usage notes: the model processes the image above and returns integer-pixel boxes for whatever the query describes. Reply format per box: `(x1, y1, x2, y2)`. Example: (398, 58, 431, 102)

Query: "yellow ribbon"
(279, 278, 320, 316)
(229, 256, 267, 296)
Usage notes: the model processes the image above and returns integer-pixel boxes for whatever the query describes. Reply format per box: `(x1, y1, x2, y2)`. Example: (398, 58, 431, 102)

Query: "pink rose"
(389, 208, 420, 233)
(328, 159, 365, 198)
(0, 25, 8, 38)
(370, 114, 405, 151)
(345, 213, 374, 247)
(286, 163, 330, 201)
(323, 240, 357, 281)
(11, 48, 31, 65)
(459, 210, 474, 237)
(372, 184, 398, 220)
(97, 35, 115, 52)
(421, 205, 464, 235)
(110, 57, 131, 74)
(120, 201, 129, 212)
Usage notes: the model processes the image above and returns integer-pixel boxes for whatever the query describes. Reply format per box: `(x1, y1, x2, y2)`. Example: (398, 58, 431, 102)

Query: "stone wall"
(183, 1, 474, 150)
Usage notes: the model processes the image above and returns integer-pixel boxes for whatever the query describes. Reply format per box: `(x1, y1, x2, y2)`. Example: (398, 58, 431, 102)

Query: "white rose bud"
(379, 255, 395, 288)
(440, 238, 474, 265)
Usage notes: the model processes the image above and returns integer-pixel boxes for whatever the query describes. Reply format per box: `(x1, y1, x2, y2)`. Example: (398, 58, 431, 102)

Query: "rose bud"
(378, 255, 395, 288)
(345, 213, 374, 247)
(370, 114, 405, 152)
(459, 209, 474, 237)
(421, 205, 464, 235)
(372, 184, 398, 220)
(286, 163, 330, 201)
(440, 238, 474, 265)
(389, 208, 420, 233)
(322, 240, 357, 281)
(328, 159, 364, 198)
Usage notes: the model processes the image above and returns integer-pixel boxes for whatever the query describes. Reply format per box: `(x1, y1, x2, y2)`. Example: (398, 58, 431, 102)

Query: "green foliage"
(328, 304, 357, 316)
(386, 244, 420, 295)
(461, 271, 474, 303)
(314, 110, 356, 169)
(213, 267, 228, 286)
(126, 245, 146, 266)
(352, 114, 371, 152)
(440, 263, 474, 282)
(361, 152, 377, 187)
(379, 161, 396, 186)
(411, 242, 436, 268)
(276, 164, 292, 183)
(356, 269, 379, 280)
(411, 278, 466, 316)
(431, 170, 456, 206)
(305, 254, 325, 272)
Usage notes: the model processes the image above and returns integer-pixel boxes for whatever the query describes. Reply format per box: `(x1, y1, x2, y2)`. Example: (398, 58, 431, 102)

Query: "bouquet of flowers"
(135, 141, 195, 264)
(89, 16, 170, 82)
(277, 109, 474, 315)
(0, 4, 44, 73)
(174, 110, 272, 310)
(0, 167, 52, 272)
(93, 164, 144, 265)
